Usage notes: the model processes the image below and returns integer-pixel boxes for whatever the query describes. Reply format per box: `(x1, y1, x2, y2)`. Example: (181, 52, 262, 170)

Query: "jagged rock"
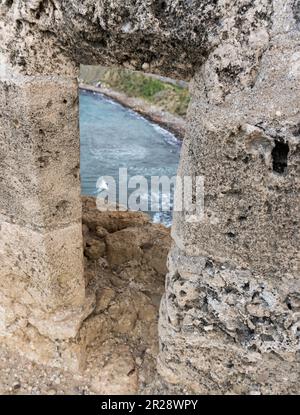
(82, 197, 150, 233)
(109, 297, 138, 334)
(95, 226, 109, 239)
(84, 238, 106, 260)
(106, 229, 143, 266)
(105, 224, 171, 271)
(95, 287, 116, 313)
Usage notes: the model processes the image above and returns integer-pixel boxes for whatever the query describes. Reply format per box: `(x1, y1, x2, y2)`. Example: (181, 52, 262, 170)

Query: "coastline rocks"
(105, 225, 170, 272)
(78, 196, 172, 394)
(82, 196, 150, 233)
(84, 238, 106, 260)
(82, 196, 171, 274)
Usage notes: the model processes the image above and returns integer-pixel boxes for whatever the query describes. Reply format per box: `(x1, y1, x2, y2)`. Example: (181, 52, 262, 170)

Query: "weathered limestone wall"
(159, 2, 300, 394)
(0, 0, 299, 393)
(0, 56, 93, 369)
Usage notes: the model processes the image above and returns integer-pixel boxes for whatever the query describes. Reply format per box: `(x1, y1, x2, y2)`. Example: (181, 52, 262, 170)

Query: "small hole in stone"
(265, 201, 272, 215)
(15, 19, 22, 32)
(260, 334, 274, 342)
(152, 0, 167, 15)
(285, 296, 293, 310)
(292, 123, 300, 136)
(271, 140, 289, 174)
(141, 242, 153, 251)
(205, 259, 214, 270)
(160, 1, 167, 10)
(179, 290, 187, 297)
(238, 215, 247, 222)
(5, 0, 13, 8)
(127, 368, 136, 376)
(226, 232, 236, 238)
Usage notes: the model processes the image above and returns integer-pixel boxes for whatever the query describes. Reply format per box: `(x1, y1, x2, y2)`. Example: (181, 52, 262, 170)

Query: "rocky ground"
(0, 197, 189, 395)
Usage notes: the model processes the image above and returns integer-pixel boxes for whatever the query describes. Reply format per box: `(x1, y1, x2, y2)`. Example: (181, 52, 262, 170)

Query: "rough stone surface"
(0, 62, 86, 357)
(0, 0, 274, 79)
(0, 197, 178, 394)
(1, 197, 172, 379)
(0, 0, 299, 394)
(159, 1, 300, 394)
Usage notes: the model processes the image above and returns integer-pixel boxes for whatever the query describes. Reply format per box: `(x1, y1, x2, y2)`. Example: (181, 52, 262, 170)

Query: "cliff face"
(1, 1, 300, 394)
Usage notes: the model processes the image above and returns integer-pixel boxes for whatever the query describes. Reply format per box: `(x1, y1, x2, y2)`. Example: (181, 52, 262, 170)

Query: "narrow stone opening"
(271, 140, 289, 174)
(79, 65, 187, 225)
(76, 65, 188, 393)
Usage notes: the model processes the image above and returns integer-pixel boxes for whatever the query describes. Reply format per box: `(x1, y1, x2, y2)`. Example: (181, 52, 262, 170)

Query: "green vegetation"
(80, 66, 190, 118)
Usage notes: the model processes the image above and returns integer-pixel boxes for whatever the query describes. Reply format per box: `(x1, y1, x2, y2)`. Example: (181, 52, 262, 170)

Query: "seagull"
(96, 177, 109, 194)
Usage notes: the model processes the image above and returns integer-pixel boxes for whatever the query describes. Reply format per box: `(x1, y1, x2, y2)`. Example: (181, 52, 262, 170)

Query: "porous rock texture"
(0, 0, 299, 394)
(0, 197, 177, 394)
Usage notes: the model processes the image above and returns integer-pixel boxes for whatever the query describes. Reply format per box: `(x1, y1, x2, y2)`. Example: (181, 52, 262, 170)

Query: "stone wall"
(158, 2, 300, 394)
(0, 0, 299, 393)
(0, 65, 92, 370)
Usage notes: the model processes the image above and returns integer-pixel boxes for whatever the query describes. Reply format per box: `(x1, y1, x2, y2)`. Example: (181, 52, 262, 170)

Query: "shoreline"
(79, 83, 186, 140)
